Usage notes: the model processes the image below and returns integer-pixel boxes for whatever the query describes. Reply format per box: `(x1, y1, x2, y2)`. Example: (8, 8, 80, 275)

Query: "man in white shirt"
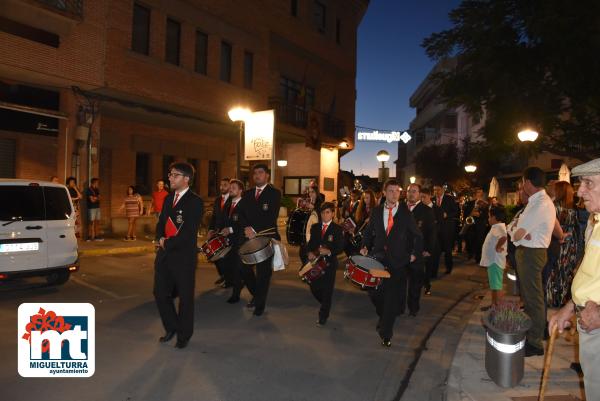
(511, 167, 556, 356)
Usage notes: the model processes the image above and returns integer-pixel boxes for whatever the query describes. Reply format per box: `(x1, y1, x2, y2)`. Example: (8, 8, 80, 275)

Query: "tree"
(422, 0, 600, 161)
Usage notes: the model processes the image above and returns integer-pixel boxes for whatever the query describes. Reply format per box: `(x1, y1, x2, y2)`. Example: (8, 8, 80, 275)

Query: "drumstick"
(539, 324, 558, 401)
(255, 227, 277, 235)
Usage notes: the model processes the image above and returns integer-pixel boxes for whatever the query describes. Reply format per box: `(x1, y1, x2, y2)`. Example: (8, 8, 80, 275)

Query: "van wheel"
(46, 271, 70, 286)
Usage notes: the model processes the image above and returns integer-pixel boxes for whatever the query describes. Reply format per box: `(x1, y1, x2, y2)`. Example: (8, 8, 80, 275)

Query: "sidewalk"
(445, 292, 585, 401)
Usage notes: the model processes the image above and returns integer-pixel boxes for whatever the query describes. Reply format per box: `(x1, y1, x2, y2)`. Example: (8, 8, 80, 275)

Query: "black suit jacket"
(432, 194, 459, 226)
(306, 221, 344, 269)
(222, 198, 243, 249)
(362, 203, 423, 273)
(155, 189, 204, 267)
(209, 194, 229, 231)
(410, 202, 437, 255)
(237, 184, 282, 241)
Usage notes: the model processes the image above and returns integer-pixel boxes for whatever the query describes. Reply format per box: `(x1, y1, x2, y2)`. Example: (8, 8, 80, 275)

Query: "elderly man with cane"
(549, 158, 600, 400)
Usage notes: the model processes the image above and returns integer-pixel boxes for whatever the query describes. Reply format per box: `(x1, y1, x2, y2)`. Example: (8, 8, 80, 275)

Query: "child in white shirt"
(480, 206, 508, 307)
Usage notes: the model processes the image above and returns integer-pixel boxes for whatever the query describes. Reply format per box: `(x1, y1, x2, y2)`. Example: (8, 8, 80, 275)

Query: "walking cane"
(538, 324, 558, 401)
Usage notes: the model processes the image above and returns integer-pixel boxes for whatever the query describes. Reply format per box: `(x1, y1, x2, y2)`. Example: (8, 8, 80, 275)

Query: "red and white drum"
(344, 255, 388, 289)
(298, 255, 328, 284)
(200, 235, 231, 262)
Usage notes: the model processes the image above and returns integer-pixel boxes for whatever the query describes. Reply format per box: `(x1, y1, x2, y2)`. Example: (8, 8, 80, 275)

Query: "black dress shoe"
(524, 342, 544, 357)
(381, 337, 392, 347)
(214, 276, 225, 285)
(409, 311, 417, 317)
(159, 330, 176, 343)
(246, 298, 255, 308)
(316, 317, 327, 327)
(221, 282, 233, 289)
(253, 308, 264, 316)
(425, 288, 432, 296)
(227, 295, 240, 304)
(174, 338, 189, 349)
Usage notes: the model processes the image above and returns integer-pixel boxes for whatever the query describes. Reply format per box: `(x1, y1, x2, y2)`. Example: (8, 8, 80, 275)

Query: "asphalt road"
(0, 249, 486, 401)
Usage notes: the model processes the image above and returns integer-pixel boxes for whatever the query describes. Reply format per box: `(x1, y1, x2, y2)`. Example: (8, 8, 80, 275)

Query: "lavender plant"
(488, 301, 530, 333)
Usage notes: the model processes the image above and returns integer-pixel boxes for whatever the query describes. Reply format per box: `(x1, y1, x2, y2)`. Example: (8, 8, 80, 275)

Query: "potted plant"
(482, 301, 532, 388)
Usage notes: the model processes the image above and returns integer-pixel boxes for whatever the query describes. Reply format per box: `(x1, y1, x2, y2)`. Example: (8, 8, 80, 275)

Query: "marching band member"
(237, 164, 282, 316)
(154, 162, 204, 349)
(361, 179, 422, 347)
(432, 184, 459, 276)
(208, 178, 231, 287)
(299, 185, 322, 265)
(305, 202, 344, 326)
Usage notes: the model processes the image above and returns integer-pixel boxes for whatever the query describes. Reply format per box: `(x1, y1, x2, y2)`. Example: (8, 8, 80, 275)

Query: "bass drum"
(286, 208, 319, 246)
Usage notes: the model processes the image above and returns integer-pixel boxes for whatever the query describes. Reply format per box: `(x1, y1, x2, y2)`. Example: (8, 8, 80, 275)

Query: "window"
(208, 161, 218, 197)
(0, 186, 44, 221)
(220, 41, 232, 82)
(444, 114, 457, 130)
(162, 155, 175, 188)
(135, 152, 151, 195)
(131, 3, 150, 55)
(187, 158, 198, 191)
(44, 187, 72, 220)
(283, 176, 318, 196)
(313, 1, 326, 33)
(0, 16, 59, 48)
(0, 138, 16, 178)
(291, 0, 298, 16)
(280, 77, 315, 110)
(244, 51, 254, 89)
(165, 18, 181, 65)
(336, 18, 341, 44)
(195, 30, 208, 75)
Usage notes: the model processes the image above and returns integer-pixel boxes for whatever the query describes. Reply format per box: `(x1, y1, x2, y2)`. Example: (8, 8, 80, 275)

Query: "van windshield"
(0, 186, 44, 221)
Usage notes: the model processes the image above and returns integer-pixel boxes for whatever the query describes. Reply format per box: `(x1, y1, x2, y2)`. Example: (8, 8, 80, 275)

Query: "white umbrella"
(488, 177, 500, 198)
(558, 163, 571, 183)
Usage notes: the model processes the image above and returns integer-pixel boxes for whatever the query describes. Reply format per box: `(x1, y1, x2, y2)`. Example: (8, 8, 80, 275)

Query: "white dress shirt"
(383, 202, 399, 232)
(407, 200, 420, 212)
(511, 189, 555, 248)
(480, 223, 507, 268)
(227, 197, 241, 234)
(173, 187, 189, 206)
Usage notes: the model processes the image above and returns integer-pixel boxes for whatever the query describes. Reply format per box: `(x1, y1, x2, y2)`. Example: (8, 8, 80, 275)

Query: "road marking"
(70, 276, 138, 300)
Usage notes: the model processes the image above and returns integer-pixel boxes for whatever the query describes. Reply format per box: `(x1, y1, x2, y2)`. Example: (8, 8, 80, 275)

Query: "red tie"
(386, 206, 394, 236)
(321, 224, 329, 238)
(437, 196, 442, 207)
(173, 192, 179, 207)
(255, 188, 262, 200)
(220, 196, 225, 210)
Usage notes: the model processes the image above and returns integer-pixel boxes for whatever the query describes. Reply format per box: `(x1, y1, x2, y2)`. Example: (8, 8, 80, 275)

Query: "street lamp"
(517, 129, 539, 142)
(228, 107, 252, 179)
(339, 140, 349, 149)
(377, 150, 390, 182)
(277, 160, 288, 167)
(409, 176, 416, 184)
(464, 164, 477, 173)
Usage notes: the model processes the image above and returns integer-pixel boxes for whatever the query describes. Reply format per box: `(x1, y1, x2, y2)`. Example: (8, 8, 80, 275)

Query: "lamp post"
(517, 129, 539, 142)
(228, 107, 252, 180)
(377, 150, 390, 183)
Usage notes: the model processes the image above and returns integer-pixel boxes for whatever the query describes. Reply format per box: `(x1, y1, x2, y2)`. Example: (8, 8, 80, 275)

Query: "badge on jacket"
(176, 210, 183, 224)
(262, 203, 269, 211)
(418, 220, 423, 228)
(233, 214, 238, 221)
(327, 234, 333, 242)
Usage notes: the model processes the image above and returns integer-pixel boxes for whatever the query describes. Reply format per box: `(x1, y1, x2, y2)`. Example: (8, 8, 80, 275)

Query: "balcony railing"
(269, 98, 346, 140)
(33, 0, 83, 18)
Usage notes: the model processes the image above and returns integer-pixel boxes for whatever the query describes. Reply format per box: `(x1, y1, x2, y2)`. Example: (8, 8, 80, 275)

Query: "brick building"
(0, 0, 369, 232)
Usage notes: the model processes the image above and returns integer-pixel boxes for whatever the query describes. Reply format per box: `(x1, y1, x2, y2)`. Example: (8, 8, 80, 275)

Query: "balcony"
(269, 98, 346, 141)
(32, 0, 83, 18)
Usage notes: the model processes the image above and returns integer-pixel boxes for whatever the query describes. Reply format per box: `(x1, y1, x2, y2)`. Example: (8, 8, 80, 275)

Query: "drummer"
(306, 202, 344, 326)
(219, 179, 246, 304)
(237, 163, 282, 316)
(299, 185, 323, 265)
(360, 178, 422, 347)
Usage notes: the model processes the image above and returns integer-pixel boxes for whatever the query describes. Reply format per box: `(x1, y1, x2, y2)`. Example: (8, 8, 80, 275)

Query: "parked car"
(0, 179, 79, 286)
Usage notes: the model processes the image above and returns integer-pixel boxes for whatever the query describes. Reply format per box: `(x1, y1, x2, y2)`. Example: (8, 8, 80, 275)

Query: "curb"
(79, 245, 155, 257)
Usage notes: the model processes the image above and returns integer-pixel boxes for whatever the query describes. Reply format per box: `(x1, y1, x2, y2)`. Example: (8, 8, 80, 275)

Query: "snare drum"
(200, 235, 231, 262)
(344, 255, 386, 289)
(286, 208, 319, 245)
(298, 255, 328, 284)
(239, 237, 274, 265)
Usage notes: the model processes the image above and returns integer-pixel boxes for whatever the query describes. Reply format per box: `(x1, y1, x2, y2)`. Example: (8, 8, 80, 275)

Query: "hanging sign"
(245, 110, 274, 160)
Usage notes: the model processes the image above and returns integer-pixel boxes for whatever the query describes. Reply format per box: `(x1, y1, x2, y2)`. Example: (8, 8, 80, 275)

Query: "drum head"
(305, 211, 319, 242)
(240, 237, 271, 254)
(350, 255, 385, 270)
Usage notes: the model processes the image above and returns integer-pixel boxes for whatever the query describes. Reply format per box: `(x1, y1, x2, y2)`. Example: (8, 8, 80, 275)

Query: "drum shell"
(301, 256, 327, 284)
(344, 256, 383, 289)
(200, 235, 232, 262)
(239, 237, 274, 264)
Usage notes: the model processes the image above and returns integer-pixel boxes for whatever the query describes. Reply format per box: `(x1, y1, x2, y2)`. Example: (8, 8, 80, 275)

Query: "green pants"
(515, 246, 547, 349)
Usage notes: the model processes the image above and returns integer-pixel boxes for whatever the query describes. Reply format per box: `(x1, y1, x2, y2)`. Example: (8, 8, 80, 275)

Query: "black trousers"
(433, 221, 455, 275)
(223, 248, 246, 298)
(399, 262, 424, 314)
(309, 267, 337, 321)
(240, 256, 273, 311)
(153, 260, 196, 341)
(214, 258, 226, 278)
(368, 266, 405, 340)
(423, 255, 435, 289)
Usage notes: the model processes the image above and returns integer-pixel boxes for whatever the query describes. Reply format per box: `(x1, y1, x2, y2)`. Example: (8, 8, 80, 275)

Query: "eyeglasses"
(167, 172, 184, 178)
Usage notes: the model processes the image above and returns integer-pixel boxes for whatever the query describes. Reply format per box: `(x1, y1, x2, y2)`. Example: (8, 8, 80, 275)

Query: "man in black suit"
(208, 178, 231, 287)
(154, 162, 204, 349)
(463, 188, 486, 261)
(361, 179, 422, 347)
(305, 202, 344, 326)
(237, 164, 282, 316)
(406, 184, 437, 314)
(432, 184, 459, 275)
(219, 179, 246, 304)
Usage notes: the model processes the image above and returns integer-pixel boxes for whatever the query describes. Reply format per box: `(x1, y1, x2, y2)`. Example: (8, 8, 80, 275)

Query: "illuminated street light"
(228, 107, 252, 180)
(228, 107, 252, 123)
(376, 150, 390, 163)
(277, 160, 288, 167)
(464, 164, 477, 173)
(517, 129, 539, 142)
(409, 176, 416, 184)
(339, 140, 349, 149)
(377, 150, 390, 183)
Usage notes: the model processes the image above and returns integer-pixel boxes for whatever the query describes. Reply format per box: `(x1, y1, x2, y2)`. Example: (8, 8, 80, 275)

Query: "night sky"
(341, 0, 462, 177)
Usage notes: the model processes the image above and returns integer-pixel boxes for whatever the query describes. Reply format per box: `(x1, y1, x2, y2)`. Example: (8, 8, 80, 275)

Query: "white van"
(0, 180, 79, 286)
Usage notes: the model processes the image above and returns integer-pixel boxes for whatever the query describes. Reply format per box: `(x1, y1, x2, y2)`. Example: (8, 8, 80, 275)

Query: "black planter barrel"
(482, 314, 532, 388)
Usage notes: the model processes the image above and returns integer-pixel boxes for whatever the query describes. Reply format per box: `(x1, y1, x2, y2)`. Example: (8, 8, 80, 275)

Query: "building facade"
(0, 0, 369, 231)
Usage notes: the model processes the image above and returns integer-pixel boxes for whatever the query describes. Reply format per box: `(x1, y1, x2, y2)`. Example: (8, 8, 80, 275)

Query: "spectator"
(66, 177, 82, 239)
(510, 167, 556, 357)
(120, 185, 143, 241)
(149, 179, 169, 217)
(480, 206, 507, 309)
(86, 178, 103, 241)
(50, 176, 60, 184)
(549, 157, 600, 400)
